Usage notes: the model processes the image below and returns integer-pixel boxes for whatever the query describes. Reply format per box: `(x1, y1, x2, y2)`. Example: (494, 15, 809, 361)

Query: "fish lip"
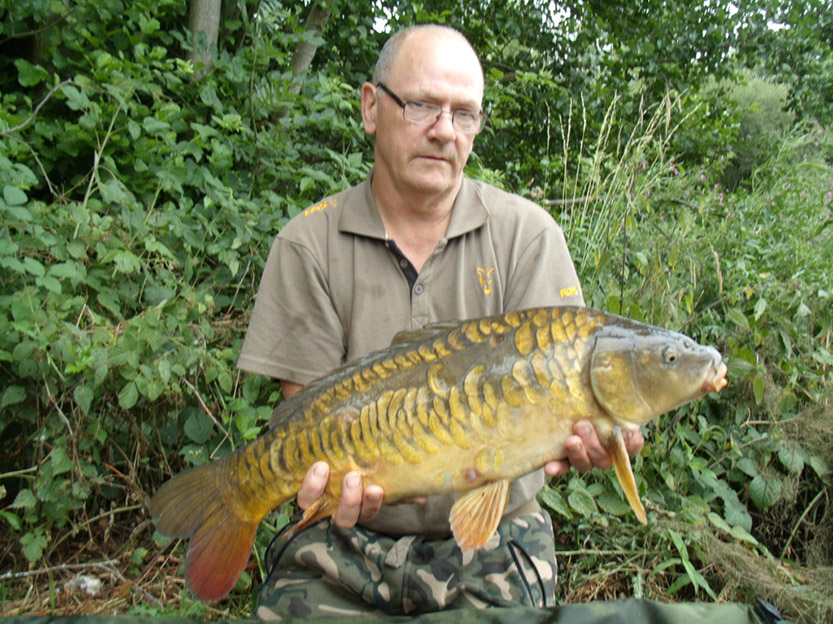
(702, 361, 729, 393)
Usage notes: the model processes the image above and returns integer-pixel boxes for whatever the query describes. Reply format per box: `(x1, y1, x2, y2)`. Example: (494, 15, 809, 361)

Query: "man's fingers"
(574, 420, 613, 469)
(333, 472, 364, 528)
(544, 459, 571, 478)
(626, 429, 645, 457)
(561, 422, 647, 475)
(297, 461, 329, 510)
(357, 485, 385, 524)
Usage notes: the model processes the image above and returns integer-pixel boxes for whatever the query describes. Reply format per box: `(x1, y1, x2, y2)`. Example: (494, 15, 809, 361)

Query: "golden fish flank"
(149, 306, 728, 603)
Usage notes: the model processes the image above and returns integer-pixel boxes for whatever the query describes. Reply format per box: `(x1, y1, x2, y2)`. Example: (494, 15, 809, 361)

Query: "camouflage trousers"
(254, 510, 557, 620)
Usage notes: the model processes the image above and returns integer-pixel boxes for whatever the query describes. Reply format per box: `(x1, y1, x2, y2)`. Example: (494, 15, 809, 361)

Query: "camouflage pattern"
(255, 510, 557, 620)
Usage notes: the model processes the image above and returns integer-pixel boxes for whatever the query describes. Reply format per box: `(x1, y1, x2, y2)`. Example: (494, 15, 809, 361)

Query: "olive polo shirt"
(237, 172, 585, 536)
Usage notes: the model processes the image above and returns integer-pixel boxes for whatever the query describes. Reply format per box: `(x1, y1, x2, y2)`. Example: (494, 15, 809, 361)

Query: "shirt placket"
(410, 239, 447, 329)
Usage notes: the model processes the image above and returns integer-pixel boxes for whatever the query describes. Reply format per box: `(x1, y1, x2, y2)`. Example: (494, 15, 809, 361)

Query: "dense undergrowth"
(1, 1, 832, 622)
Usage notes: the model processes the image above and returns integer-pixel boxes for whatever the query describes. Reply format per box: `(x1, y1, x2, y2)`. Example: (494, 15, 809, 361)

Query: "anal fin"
(608, 426, 647, 524)
(449, 479, 511, 550)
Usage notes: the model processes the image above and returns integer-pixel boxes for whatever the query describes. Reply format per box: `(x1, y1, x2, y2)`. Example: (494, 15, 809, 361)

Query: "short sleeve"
(236, 235, 346, 385)
(503, 221, 585, 311)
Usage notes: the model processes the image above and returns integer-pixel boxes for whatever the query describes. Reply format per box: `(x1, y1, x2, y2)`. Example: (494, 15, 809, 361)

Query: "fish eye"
(663, 348, 678, 364)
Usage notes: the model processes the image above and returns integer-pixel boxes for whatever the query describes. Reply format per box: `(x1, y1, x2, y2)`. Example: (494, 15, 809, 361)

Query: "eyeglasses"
(376, 82, 488, 135)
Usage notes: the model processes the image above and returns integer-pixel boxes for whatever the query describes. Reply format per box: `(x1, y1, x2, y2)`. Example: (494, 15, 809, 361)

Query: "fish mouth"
(702, 361, 729, 393)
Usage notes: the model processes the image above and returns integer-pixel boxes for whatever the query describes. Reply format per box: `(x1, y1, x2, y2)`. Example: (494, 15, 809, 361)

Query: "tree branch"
(0, 78, 72, 137)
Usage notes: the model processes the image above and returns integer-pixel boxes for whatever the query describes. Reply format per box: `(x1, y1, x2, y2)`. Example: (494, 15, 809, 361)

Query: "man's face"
(363, 32, 484, 201)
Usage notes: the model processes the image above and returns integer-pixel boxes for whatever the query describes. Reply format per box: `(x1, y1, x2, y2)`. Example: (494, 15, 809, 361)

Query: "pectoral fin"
(449, 479, 511, 550)
(290, 495, 338, 535)
(608, 427, 647, 524)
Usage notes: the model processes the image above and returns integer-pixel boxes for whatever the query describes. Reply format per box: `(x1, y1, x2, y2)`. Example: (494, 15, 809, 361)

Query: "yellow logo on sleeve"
(303, 198, 338, 217)
(477, 267, 495, 295)
(560, 286, 579, 298)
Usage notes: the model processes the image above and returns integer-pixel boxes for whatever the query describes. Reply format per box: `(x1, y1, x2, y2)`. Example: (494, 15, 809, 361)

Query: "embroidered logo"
(303, 198, 337, 217)
(560, 286, 579, 298)
(477, 267, 495, 294)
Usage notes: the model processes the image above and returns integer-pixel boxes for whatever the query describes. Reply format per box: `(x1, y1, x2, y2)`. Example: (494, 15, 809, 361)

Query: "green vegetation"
(1, 0, 831, 621)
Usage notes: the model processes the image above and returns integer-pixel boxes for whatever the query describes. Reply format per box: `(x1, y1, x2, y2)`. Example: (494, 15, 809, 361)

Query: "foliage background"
(1, 0, 831, 621)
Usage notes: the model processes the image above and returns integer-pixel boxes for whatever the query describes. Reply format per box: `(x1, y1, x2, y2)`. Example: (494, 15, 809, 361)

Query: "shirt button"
(414, 284, 424, 295)
(399, 258, 409, 268)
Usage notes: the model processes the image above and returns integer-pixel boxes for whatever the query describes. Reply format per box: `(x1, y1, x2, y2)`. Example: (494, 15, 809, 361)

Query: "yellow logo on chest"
(477, 267, 495, 294)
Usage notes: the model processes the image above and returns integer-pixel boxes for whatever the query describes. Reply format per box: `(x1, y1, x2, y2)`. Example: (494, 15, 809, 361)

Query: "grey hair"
(371, 25, 482, 84)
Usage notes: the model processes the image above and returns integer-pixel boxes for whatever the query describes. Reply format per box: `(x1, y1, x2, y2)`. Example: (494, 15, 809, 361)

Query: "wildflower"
(719, 193, 724, 204)
(701, 173, 707, 182)
(642, 161, 647, 169)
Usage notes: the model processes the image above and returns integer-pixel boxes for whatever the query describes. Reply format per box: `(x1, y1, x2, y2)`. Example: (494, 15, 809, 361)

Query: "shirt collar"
(338, 170, 490, 240)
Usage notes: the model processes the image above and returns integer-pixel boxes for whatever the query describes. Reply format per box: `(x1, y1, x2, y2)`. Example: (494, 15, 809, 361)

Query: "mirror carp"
(150, 306, 728, 602)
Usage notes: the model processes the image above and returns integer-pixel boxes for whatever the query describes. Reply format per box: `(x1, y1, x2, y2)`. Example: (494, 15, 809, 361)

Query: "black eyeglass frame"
(375, 82, 489, 135)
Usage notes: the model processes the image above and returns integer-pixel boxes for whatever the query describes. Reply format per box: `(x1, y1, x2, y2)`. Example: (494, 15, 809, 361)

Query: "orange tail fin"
(150, 460, 259, 602)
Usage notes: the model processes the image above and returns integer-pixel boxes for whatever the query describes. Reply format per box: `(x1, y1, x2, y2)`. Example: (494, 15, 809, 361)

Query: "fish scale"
(150, 306, 728, 603)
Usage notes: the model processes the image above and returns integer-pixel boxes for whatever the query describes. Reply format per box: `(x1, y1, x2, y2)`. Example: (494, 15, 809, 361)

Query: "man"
(238, 25, 643, 619)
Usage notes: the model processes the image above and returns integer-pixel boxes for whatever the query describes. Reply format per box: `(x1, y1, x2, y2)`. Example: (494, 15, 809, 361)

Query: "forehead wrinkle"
(386, 33, 483, 107)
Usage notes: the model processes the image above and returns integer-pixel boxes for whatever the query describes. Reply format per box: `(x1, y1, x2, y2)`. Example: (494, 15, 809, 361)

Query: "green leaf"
(777, 442, 806, 474)
(597, 492, 633, 516)
(736, 457, 759, 477)
(753, 376, 765, 405)
(218, 371, 233, 394)
(60, 84, 90, 110)
(7, 205, 33, 221)
(36, 275, 62, 294)
(118, 382, 139, 409)
(142, 116, 171, 134)
(14, 59, 49, 87)
(0, 256, 26, 273)
(0, 510, 23, 531)
(113, 250, 142, 274)
(48, 261, 86, 281)
(707, 511, 732, 535)
(1, 385, 27, 410)
(157, 358, 171, 384)
(23, 257, 45, 277)
(50, 447, 73, 476)
(20, 531, 47, 563)
(97, 292, 121, 317)
(753, 297, 767, 320)
(3, 185, 28, 206)
(807, 455, 830, 479)
(567, 488, 598, 517)
(74, 384, 94, 415)
(538, 486, 572, 519)
(750, 473, 782, 509)
(146, 379, 165, 402)
(184, 411, 214, 444)
(730, 525, 759, 546)
(725, 307, 749, 330)
(12, 488, 36, 509)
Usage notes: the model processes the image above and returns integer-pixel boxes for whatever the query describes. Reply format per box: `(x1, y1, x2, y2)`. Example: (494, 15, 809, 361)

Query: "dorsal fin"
(390, 322, 458, 346)
(269, 321, 460, 429)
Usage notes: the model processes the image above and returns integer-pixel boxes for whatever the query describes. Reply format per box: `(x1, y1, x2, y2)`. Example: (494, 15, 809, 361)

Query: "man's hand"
(544, 419, 644, 478)
(297, 461, 384, 528)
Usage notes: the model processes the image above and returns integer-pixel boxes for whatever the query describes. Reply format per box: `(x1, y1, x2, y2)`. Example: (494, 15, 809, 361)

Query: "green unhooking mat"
(0, 598, 793, 624)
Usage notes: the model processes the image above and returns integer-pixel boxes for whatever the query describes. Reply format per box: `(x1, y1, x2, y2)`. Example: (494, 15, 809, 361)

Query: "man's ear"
(361, 82, 378, 135)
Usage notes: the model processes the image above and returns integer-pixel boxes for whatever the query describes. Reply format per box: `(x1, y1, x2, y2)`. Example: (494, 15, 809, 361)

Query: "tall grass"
(544, 95, 833, 623)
